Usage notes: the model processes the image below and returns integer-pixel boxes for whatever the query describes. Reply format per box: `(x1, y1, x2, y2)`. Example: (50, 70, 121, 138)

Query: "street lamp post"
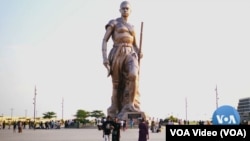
(33, 86, 37, 130)
(10, 108, 13, 119)
(215, 85, 219, 109)
(25, 109, 27, 117)
(185, 97, 188, 121)
(62, 97, 64, 120)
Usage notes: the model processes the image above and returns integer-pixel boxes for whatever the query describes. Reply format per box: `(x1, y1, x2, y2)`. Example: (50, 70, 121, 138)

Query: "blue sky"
(0, 0, 250, 121)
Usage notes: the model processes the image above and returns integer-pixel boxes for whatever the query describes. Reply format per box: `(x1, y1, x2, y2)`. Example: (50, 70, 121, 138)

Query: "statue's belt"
(113, 43, 133, 48)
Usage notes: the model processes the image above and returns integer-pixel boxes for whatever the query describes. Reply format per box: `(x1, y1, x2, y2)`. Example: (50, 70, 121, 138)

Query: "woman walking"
(138, 118, 149, 141)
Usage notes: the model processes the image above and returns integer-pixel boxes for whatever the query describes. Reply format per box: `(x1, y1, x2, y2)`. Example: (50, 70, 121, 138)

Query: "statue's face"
(120, 3, 131, 17)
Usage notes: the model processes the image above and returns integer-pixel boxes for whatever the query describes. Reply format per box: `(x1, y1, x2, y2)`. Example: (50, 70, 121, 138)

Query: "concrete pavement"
(0, 127, 165, 141)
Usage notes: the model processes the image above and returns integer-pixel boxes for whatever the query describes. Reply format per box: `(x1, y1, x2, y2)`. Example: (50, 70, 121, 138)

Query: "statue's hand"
(103, 59, 111, 77)
(138, 52, 143, 59)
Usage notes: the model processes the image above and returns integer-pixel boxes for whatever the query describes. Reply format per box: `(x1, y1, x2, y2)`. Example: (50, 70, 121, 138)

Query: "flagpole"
(62, 97, 64, 120)
(185, 97, 188, 121)
(215, 85, 219, 109)
(33, 85, 37, 130)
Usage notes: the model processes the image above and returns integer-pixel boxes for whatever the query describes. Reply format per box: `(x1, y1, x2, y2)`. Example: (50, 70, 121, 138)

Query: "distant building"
(237, 97, 250, 124)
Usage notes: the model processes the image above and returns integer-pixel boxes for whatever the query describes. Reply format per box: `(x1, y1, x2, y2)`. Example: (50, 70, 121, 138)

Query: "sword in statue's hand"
(106, 64, 111, 77)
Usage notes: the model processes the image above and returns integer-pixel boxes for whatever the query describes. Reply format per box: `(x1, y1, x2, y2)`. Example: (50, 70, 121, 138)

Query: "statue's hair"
(120, 1, 131, 8)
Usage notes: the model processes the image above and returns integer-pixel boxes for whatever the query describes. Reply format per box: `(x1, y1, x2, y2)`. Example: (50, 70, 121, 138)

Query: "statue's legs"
(117, 53, 140, 118)
(125, 54, 140, 111)
(107, 58, 122, 118)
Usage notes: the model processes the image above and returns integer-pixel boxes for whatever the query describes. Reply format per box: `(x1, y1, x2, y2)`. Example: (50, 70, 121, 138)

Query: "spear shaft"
(138, 22, 143, 66)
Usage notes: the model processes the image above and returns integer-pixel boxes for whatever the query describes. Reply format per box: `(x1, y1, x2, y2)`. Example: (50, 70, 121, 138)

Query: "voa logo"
(216, 114, 236, 124)
(212, 105, 240, 125)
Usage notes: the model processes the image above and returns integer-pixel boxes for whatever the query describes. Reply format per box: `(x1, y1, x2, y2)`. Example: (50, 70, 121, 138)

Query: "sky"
(0, 0, 250, 121)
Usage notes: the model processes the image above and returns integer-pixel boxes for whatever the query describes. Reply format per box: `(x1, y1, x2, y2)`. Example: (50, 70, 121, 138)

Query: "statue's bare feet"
(107, 106, 117, 117)
(117, 103, 141, 119)
(122, 103, 140, 112)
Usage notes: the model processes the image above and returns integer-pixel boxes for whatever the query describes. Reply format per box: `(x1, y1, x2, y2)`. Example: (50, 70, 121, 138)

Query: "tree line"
(43, 109, 106, 124)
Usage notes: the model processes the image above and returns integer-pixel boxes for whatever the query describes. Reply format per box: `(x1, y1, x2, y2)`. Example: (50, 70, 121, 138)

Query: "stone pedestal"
(121, 111, 149, 127)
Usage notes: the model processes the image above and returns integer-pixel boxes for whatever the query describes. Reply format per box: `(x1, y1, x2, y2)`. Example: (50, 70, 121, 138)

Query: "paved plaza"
(0, 127, 165, 141)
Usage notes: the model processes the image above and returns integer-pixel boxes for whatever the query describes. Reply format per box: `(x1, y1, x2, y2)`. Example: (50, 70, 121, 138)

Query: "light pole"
(215, 85, 219, 109)
(33, 86, 37, 130)
(62, 97, 64, 120)
(10, 108, 13, 119)
(185, 97, 188, 121)
(9, 108, 13, 129)
(25, 109, 27, 117)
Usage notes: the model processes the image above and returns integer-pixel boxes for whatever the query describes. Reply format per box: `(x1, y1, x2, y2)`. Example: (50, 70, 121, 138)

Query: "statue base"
(121, 111, 149, 127)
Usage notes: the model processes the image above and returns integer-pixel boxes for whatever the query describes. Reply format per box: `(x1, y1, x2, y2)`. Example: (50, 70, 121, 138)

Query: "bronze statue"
(102, 1, 143, 119)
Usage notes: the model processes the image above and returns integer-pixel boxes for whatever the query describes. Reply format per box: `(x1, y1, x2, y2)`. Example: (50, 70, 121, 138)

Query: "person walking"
(138, 118, 149, 141)
(3, 120, 6, 129)
(123, 120, 127, 131)
(112, 117, 121, 141)
(13, 121, 17, 133)
(102, 116, 114, 141)
(17, 121, 22, 133)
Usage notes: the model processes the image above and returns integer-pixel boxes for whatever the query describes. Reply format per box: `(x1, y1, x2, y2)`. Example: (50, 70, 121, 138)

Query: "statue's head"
(120, 1, 131, 8)
(119, 1, 131, 17)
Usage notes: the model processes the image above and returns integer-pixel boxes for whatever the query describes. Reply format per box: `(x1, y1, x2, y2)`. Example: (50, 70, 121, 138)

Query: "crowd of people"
(99, 115, 155, 141)
(0, 119, 65, 131)
(0, 115, 162, 141)
(0, 120, 25, 133)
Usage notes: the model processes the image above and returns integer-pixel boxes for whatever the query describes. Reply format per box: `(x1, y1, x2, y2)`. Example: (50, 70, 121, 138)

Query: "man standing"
(101, 1, 143, 119)
(112, 117, 121, 141)
(102, 116, 114, 141)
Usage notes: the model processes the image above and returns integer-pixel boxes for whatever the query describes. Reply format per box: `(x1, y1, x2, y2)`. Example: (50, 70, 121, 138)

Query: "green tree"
(164, 115, 178, 123)
(74, 109, 89, 124)
(89, 110, 105, 119)
(42, 111, 57, 119)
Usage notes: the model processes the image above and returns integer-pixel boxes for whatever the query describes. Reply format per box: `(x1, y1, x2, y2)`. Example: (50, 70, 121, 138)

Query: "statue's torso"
(110, 18, 135, 45)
